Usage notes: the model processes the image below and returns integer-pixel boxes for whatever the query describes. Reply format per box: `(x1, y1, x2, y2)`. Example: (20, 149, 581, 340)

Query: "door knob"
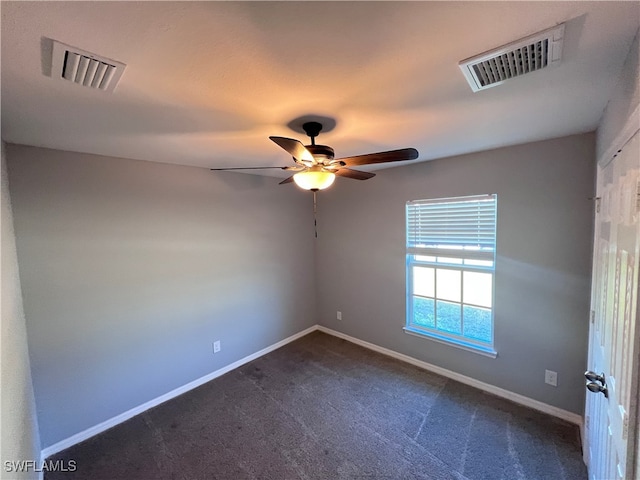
(584, 371, 605, 384)
(586, 381, 608, 398)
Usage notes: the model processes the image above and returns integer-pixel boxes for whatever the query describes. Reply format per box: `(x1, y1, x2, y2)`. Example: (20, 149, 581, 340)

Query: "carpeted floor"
(46, 331, 587, 479)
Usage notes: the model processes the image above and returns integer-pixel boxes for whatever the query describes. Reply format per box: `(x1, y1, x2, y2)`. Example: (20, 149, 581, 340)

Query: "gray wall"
(597, 30, 639, 161)
(1, 142, 41, 479)
(6, 145, 317, 449)
(316, 133, 595, 414)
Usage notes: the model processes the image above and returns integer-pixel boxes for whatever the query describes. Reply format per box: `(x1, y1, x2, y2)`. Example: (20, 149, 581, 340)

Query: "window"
(405, 194, 497, 356)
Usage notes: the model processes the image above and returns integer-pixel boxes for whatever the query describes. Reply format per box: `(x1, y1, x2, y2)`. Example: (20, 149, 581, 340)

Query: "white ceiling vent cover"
(51, 40, 126, 92)
(459, 24, 564, 92)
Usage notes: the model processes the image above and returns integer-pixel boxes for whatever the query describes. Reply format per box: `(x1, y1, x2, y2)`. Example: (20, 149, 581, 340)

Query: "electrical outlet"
(545, 369, 558, 387)
(213, 340, 221, 354)
(336, 311, 342, 321)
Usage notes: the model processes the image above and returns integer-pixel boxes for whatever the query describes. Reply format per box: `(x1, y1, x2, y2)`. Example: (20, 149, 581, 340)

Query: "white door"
(585, 129, 639, 480)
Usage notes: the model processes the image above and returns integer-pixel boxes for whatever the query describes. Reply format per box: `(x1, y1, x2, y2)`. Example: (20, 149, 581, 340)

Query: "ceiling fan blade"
(336, 148, 419, 167)
(334, 168, 376, 180)
(210, 166, 288, 171)
(269, 136, 315, 163)
(279, 176, 295, 185)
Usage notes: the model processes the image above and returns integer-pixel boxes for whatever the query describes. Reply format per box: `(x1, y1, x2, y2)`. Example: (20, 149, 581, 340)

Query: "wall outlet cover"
(545, 369, 558, 387)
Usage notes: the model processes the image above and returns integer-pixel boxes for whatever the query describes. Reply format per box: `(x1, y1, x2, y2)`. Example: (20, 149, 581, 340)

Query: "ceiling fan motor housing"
(306, 144, 334, 163)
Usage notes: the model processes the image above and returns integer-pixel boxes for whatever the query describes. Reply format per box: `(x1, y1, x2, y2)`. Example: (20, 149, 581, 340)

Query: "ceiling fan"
(210, 121, 419, 191)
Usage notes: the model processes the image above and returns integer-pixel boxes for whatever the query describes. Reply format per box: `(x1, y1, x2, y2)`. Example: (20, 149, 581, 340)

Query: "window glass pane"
(413, 267, 435, 297)
(415, 255, 436, 262)
(436, 269, 461, 302)
(437, 257, 463, 264)
(463, 271, 492, 307)
(464, 259, 494, 267)
(436, 301, 461, 334)
(463, 305, 492, 343)
(413, 297, 435, 328)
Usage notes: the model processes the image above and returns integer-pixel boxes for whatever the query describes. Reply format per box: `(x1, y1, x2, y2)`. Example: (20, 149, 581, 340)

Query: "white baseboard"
(317, 326, 583, 426)
(40, 325, 318, 460)
(41, 322, 583, 462)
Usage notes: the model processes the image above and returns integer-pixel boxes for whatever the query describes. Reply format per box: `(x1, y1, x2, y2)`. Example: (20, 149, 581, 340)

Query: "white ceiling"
(1, 2, 639, 176)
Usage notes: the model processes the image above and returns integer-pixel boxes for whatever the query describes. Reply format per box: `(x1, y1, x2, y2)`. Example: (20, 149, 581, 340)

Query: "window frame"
(404, 195, 497, 357)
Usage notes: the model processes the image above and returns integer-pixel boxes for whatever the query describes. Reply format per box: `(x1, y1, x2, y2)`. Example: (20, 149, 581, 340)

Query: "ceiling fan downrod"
(300, 122, 335, 162)
(302, 121, 323, 146)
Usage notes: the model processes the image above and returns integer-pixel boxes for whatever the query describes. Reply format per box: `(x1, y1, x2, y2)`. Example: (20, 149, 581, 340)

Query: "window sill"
(403, 327, 498, 358)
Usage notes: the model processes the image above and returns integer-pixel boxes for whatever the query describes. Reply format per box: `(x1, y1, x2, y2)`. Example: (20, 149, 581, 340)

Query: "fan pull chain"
(313, 191, 318, 238)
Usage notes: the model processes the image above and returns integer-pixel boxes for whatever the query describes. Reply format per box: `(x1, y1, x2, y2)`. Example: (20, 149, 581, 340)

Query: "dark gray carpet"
(46, 331, 587, 479)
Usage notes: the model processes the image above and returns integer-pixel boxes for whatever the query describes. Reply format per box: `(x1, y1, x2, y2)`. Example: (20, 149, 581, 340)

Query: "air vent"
(459, 24, 564, 92)
(51, 40, 126, 92)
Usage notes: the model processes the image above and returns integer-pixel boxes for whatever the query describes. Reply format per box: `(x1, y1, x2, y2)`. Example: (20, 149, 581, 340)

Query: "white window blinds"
(406, 194, 497, 259)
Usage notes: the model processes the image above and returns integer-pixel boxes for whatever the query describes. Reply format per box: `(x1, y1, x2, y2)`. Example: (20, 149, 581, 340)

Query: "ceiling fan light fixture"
(293, 166, 336, 191)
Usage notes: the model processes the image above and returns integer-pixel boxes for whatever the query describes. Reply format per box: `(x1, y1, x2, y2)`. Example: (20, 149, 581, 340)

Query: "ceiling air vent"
(51, 40, 126, 92)
(459, 24, 564, 92)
